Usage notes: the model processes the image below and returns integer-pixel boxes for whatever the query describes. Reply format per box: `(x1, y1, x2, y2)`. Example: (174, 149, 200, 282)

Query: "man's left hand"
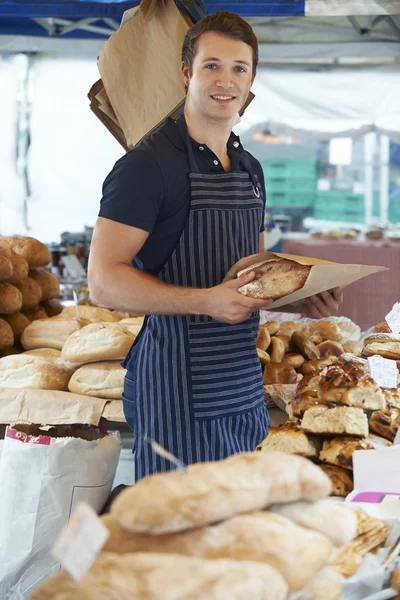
(294, 287, 343, 319)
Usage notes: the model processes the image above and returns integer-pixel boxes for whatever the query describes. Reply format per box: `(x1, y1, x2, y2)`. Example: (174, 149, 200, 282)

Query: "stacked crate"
(262, 160, 317, 209)
(314, 192, 381, 224)
(389, 195, 400, 223)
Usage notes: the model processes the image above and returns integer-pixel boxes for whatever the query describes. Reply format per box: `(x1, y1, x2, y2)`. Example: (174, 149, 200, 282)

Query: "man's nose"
(216, 71, 233, 88)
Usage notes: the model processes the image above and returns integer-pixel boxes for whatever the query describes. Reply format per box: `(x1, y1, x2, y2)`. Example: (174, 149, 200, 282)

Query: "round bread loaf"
(61, 322, 137, 368)
(292, 331, 320, 361)
(22, 306, 48, 322)
(5, 236, 51, 268)
(0, 317, 14, 350)
(4, 311, 30, 343)
(21, 317, 90, 350)
(8, 252, 29, 283)
(0, 282, 23, 314)
(14, 277, 42, 310)
(0, 249, 13, 281)
(0, 353, 73, 390)
(68, 361, 126, 398)
(262, 362, 297, 385)
(29, 268, 60, 301)
(317, 340, 345, 358)
(282, 353, 305, 369)
(263, 320, 280, 335)
(256, 326, 270, 352)
(301, 355, 338, 375)
(277, 321, 301, 337)
(59, 305, 119, 323)
(41, 299, 63, 317)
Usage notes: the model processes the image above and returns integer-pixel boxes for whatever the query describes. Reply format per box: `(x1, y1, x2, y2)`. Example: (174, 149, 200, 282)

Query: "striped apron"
(122, 126, 270, 480)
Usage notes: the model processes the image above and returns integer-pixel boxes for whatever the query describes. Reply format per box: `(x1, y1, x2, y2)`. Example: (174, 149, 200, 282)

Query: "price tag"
(368, 355, 398, 389)
(52, 502, 109, 581)
(386, 302, 400, 334)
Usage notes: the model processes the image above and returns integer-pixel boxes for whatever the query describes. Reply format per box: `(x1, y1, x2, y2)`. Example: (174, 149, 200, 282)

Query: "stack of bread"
(0, 236, 64, 358)
(257, 317, 400, 497)
(31, 449, 395, 600)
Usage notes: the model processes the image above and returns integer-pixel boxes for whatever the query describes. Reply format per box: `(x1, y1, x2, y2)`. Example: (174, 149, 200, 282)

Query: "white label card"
(52, 502, 109, 581)
(386, 302, 400, 334)
(368, 355, 398, 389)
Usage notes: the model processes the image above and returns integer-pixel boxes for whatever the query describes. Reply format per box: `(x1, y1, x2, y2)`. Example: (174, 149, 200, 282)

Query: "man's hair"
(182, 11, 258, 77)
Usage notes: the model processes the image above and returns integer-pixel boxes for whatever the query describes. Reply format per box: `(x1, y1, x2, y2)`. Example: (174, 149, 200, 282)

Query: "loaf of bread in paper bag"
(29, 552, 288, 600)
(111, 451, 332, 534)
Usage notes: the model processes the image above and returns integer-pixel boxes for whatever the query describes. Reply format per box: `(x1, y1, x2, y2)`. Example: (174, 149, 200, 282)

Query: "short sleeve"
(99, 150, 164, 233)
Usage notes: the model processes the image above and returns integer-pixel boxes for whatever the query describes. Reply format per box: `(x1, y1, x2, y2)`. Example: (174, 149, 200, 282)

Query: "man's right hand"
(204, 271, 273, 324)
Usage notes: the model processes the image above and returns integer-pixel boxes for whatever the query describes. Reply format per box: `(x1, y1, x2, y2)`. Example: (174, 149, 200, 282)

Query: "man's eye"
(235, 66, 246, 73)
(205, 64, 217, 69)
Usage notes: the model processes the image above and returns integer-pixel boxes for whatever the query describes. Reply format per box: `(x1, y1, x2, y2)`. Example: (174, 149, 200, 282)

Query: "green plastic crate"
(266, 178, 316, 195)
(262, 160, 317, 180)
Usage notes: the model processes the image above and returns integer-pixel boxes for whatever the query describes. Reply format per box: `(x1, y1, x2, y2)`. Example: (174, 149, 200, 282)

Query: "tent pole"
(379, 134, 390, 224)
(364, 132, 375, 226)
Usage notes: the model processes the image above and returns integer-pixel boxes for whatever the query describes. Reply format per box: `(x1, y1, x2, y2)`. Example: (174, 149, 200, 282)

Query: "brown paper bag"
(98, 0, 189, 149)
(225, 251, 388, 310)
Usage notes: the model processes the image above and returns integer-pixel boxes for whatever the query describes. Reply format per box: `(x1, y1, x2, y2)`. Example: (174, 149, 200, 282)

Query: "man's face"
(182, 31, 255, 123)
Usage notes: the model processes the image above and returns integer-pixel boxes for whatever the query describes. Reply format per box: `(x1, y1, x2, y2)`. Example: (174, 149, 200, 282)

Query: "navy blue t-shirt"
(99, 114, 266, 276)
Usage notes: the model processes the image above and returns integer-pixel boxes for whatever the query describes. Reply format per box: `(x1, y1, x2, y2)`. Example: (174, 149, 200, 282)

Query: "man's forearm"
(89, 263, 209, 315)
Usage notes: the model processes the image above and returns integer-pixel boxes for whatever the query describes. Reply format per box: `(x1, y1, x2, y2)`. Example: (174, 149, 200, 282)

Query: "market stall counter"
(283, 237, 400, 330)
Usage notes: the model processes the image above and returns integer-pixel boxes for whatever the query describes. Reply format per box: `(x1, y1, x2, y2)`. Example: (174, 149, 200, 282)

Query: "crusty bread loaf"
(301, 405, 368, 437)
(318, 464, 353, 497)
(29, 268, 59, 301)
(271, 498, 357, 547)
(59, 305, 120, 323)
(61, 322, 136, 368)
(22, 306, 48, 321)
(8, 252, 29, 283)
(0, 282, 23, 314)
(111, 451, 331, 534)
(0, 353, 73, 390)
(23, 348, 62, 360)
(0, 317, 14, 350)
(29, 552, 289, 600)
(4, 311, 30, 343)
(5, 236, 51, 267)
(101, 511, 332, 592)
(14, 277, 42, 310)
(21, 317, 90, 350)
(41, 299, 63, 317)
(319, 436, 375, 470)
(237, 257, 311, 300)
(0, 249, 13, 281)
(256, 422, 321, 458)
(68, 361, 126, 399)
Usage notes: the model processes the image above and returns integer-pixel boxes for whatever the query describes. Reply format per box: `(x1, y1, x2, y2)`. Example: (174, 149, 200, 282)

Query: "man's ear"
(181, 61, 190, 87)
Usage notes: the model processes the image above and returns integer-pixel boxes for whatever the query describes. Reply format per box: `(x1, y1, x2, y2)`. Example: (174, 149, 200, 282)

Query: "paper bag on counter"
(0, 423, 121, 599)
(0, 387, 124, 426)
(225, 251, 388, 309)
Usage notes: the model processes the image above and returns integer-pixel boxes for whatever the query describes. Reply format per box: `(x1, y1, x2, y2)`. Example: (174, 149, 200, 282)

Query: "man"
(89, 11, 342, 480)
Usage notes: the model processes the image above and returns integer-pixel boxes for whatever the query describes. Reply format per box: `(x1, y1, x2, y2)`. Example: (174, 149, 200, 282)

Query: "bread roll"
(256, 325, 271, 351)
(0, 353, 73, 390)
(41, 299, 63, 317)
(0, 249, 13, 281)
(369, 406, 400, 441)
(0, 282, 23, 314)
(62, 322, 136, 368)
(363, 333, 400, 360)
(5, 235, 51, 267)
(301, 406, 368, 437)
(4, 311, 30, 342)
(374, 321, 392, 333)
(301, 356, 338, 375)
(317, 340, 345, 358)
(277, 321, 301, 337)
(282, 353, 305, 369)
(262, 362, 297, 384)
(0, 317, 14, 350)
(237, 257, 311, 300)
(100, 511, 332, 593)
(111, 451, 332, 534)
(269, 337, 285, 363)
(263, 320, 279, 335)
(337, 353, 367, 368)
(29, 552, 289, 600)
(256, 423, 321, 458)
(8, 252, 29, 283)
(14, 277, 42, 310)
(292, 331, 320, 361)
(318, 464, 353, 497)
(29, 268, 59, 301)
(24, 348, 62, 360)
(271, 498, 358, 547)
(274, 334, 291, 353)
(319, 436, 375, 470)
(302, 320, 340, 344)
(68, 362, 126, 399)
(59, 305, 119, 323)
(257, 348, 270, 367)
(22, 306, 48, 321)
(21, 317, 90, 350)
